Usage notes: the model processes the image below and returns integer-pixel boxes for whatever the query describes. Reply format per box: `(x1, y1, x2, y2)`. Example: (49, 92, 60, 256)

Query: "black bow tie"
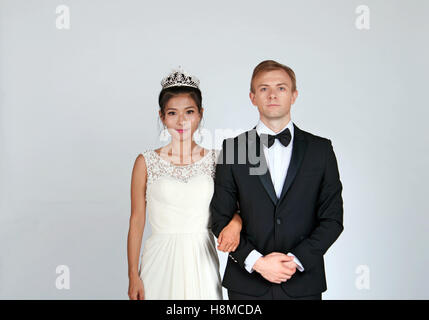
(260, 128, 291, 148)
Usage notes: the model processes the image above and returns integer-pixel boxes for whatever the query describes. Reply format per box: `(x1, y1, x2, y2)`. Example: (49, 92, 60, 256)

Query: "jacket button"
(276, 218, 281, 225)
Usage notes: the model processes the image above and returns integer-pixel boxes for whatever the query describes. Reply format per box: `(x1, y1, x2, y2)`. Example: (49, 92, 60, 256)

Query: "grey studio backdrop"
(0, 0, 428, 299)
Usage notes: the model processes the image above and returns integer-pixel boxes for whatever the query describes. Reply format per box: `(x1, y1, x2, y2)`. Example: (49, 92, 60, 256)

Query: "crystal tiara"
(161, 66, 200, 89)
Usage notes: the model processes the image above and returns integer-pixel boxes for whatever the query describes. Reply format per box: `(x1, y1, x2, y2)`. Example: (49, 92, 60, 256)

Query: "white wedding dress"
(138, 149, 222, 299)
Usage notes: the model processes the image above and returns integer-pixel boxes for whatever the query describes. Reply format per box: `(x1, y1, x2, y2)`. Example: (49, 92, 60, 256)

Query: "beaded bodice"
(140, 148, 219, 235)
(142, 149, 217, 185)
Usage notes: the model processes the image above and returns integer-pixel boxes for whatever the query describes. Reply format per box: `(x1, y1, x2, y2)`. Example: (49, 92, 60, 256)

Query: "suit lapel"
(247, 127, 278, 205)
(278, 124, 307, 204)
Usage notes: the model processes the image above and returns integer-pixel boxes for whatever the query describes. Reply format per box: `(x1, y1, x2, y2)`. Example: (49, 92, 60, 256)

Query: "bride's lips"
(176, 129, 189, 133)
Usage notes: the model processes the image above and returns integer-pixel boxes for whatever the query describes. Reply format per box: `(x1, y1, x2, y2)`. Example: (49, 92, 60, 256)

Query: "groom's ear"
(249, 91, 257, 106)
(291, 90, 298, 104)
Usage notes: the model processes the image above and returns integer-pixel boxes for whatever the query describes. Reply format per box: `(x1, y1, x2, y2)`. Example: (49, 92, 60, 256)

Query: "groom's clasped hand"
(252, 252, 297, 284)
(215, 216, 298, 284)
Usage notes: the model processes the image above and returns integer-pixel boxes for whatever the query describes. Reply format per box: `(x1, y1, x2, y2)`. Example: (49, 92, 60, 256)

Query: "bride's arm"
(217, 211, 242, 253)
(127, 154, 147, 300)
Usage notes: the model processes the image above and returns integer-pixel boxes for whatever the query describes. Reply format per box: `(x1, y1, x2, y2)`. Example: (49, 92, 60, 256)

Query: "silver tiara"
(161, 66, 200, 89)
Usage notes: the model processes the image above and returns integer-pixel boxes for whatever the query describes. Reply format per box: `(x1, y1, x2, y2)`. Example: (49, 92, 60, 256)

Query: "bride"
(127, 68, 242, 300)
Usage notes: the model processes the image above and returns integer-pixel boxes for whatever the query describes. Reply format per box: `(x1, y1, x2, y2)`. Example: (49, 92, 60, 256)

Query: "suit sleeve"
(289, 139, 344, 272)
(210, 139, 257, 269)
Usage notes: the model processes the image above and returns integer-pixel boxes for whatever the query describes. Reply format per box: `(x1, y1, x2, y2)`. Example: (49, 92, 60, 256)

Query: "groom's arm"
(289, 139, 344, 271)
(210, 139, 257, 269)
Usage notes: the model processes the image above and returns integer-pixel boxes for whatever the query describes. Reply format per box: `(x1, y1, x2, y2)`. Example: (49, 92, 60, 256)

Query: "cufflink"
(229, 254, 238, 263)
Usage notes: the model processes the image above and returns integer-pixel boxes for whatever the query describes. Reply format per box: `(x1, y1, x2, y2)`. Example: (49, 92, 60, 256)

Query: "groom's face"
(249, 69, 298, 122)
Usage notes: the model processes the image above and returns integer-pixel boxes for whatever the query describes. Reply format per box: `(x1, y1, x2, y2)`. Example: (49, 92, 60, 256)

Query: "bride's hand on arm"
(217, 212, 242, 252)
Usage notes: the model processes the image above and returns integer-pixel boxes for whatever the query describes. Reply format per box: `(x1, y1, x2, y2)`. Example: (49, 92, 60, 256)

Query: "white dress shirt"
(243, 119, 305, 273)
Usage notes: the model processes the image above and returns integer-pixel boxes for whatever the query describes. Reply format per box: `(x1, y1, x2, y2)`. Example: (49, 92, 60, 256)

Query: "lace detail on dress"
(142, 149, 216, 185)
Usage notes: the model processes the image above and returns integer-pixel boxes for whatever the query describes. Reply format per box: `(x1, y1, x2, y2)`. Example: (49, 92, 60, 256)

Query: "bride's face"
(161, 93, 203, 142)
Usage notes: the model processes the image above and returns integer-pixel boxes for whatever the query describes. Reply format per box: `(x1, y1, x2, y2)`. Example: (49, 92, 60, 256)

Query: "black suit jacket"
(210, 124, 344, 297)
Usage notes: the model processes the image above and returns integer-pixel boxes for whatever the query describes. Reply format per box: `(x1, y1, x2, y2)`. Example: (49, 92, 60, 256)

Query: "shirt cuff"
(244, 250, 263, 273)
(287, 252, 304, 272)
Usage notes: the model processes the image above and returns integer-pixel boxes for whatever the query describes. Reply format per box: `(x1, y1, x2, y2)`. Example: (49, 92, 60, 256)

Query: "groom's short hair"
(250, 60, 297, 93)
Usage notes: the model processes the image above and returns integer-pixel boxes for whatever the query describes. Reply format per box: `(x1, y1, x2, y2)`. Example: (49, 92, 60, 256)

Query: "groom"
(210, 60, 344, 300)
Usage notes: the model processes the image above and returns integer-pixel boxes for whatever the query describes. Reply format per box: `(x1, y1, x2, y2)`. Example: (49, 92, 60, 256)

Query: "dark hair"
(158, 86, 202, 119)
(250, 60, 297, 93)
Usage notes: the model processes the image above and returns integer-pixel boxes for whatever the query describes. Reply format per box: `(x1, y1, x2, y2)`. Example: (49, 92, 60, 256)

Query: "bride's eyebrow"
(165, 106, 196, 111)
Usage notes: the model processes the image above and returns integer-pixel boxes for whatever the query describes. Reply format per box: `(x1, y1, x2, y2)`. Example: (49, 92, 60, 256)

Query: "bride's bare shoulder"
(133, 151, 151, 180)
